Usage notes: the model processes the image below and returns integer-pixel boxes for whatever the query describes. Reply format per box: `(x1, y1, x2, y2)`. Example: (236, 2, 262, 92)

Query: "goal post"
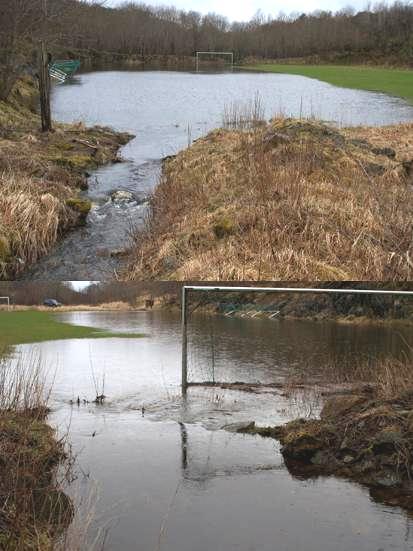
(196, 51, 234, 72)
(0, 297, 10, 310)
(181, 286, 413, 393)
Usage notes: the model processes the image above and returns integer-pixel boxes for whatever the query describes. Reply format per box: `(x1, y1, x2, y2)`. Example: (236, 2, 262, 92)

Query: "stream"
(10, 311, 413, 550)
(21, 68, 413, 280)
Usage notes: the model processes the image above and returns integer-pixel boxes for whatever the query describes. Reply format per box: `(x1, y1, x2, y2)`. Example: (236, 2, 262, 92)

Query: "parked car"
(43, 299, 62, 308)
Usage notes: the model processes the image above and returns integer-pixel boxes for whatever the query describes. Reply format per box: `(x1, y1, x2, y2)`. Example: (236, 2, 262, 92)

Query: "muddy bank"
(214, 285, 413, 323)
(125, 118, 413, 281)
(122, 281, 413, 324)
(241, 389, 413, 510)
(0, 77, 132, 279)
(0, 410, 72, 549)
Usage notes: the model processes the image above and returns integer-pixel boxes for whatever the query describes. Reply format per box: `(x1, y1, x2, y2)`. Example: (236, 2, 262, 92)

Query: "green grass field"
(243, 64, 413, 104)
(0, 310, 143, 347)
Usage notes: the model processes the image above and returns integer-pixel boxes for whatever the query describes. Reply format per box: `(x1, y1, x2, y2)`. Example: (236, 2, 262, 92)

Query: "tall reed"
(0, 348, 50, 414)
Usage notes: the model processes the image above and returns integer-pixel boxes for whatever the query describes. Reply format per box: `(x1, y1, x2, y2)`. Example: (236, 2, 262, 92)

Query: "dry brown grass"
(0, 350, 73, 550)
(126, 117, 413, 281)
(345, 122, 413, 164)
(292, 351, 413, 402)
(0, 171, 75, 278)
(373, 358, 413, 399)
(0, 350, 50, 413)
(0, 77, 132, 278)
(339, 355, 413, 401)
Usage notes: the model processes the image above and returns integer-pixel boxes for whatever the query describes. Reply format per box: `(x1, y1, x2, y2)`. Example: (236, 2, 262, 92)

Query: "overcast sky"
(108, 0, 376, 21)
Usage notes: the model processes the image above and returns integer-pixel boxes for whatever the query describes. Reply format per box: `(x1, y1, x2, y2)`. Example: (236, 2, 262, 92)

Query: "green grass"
(0, 310, 144, 347)
(242, 64, 413, 104)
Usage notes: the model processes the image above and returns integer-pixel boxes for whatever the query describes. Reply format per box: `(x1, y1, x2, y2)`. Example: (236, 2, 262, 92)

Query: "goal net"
(181, 286, 413, 392)
(0, 297, 10, 310)
(196, 51, 234, 71)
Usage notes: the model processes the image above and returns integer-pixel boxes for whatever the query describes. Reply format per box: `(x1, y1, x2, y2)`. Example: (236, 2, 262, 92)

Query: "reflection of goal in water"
(0, 297, 10, 310)
(181, 286, 413, 393)
(196, 51, 234, 72)
(178, 422, 283, 484)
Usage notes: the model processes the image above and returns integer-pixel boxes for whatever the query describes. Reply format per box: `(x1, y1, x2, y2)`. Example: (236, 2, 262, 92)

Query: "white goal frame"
(196, 51, 234, 72)
(181, 286, 413, 393)
(0, 296, 10, 310)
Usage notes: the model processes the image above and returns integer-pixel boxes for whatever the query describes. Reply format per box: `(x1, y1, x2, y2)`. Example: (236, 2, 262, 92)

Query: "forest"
(1, 1, 413, 100)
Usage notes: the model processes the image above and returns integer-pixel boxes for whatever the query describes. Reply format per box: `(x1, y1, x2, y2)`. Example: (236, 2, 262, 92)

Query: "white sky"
(107, 0, 377, 21)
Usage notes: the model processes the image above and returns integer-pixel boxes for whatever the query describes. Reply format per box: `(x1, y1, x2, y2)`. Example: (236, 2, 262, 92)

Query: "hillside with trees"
(1, 0, 413, 102)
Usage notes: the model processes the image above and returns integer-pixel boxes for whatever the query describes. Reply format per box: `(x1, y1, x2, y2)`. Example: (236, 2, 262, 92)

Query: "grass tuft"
(126, 117, 413, 281)
(0, 351, 72, 550)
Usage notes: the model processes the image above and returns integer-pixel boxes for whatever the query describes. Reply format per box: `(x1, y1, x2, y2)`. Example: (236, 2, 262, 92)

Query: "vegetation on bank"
(0, 412, 71, 550)
(0, 310, 142, 347)
(126, 118, 413, 281)
(241, 357, 413, 505)
(0, 77, 131, 279)
(202, 286, 413, 323)
(0, 353, 72, 550)
(243, 63, 413, 103)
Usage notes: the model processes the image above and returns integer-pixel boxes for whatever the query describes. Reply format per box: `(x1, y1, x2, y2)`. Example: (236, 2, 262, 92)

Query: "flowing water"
(22, 69, 413, 280)
(10, 312, 413, 550)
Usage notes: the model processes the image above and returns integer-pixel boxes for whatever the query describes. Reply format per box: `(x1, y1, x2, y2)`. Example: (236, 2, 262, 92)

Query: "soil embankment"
(0, 77, 132, 279)
(126, 118, 413, 281)
(0, 410, 72, 549)
(70, 281, 413, 324)
(213, 285, 413, 323)
(241, 388, 413, 510)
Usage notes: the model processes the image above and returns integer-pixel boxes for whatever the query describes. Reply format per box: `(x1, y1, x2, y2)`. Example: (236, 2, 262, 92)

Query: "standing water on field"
(9, 311, 413, 550)
(22, 69, 413, 280)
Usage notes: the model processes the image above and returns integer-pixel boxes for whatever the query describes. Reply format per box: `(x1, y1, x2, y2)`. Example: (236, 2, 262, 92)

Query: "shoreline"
(0, 346, 73, 549)
(240, 62, 413, 104)
(0, 409, 73, 549)
(2, 303, 413, 326)
(239, 388, 413, 512)
(0, 77, 133, 279)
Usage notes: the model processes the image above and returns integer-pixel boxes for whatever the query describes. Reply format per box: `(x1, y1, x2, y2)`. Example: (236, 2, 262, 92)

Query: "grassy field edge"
(0, 310, 144, 347)
(241, 63, 413, 103)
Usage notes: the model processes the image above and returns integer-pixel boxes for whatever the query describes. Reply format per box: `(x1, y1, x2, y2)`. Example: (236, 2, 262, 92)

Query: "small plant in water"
(89, 344, 107, 405)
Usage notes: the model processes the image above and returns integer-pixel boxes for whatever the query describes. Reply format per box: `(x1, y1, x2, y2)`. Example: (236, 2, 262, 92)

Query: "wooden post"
(39, 41, 52, 132)
(181, 286, 188, 395)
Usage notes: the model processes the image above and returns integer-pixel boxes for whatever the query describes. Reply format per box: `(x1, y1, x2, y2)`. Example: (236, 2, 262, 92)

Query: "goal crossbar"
(181, 286, 413, 392)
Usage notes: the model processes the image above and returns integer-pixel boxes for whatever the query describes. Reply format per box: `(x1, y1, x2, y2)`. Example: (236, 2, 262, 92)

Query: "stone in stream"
(111, 190, 135, 203)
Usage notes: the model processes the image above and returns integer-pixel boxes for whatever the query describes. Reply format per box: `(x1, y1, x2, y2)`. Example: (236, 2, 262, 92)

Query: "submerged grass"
(126, 117, 413, 281)
(242, 63, 413, 103)
(0, 310, 143, 347)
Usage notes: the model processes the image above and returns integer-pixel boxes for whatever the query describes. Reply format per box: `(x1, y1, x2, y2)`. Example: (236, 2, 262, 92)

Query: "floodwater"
(11, 311, 413, 550)
(22, 69, 413, 280)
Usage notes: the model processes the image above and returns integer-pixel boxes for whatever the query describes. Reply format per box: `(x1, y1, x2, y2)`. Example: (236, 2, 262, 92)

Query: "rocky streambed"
(21, 167, 152, 280)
